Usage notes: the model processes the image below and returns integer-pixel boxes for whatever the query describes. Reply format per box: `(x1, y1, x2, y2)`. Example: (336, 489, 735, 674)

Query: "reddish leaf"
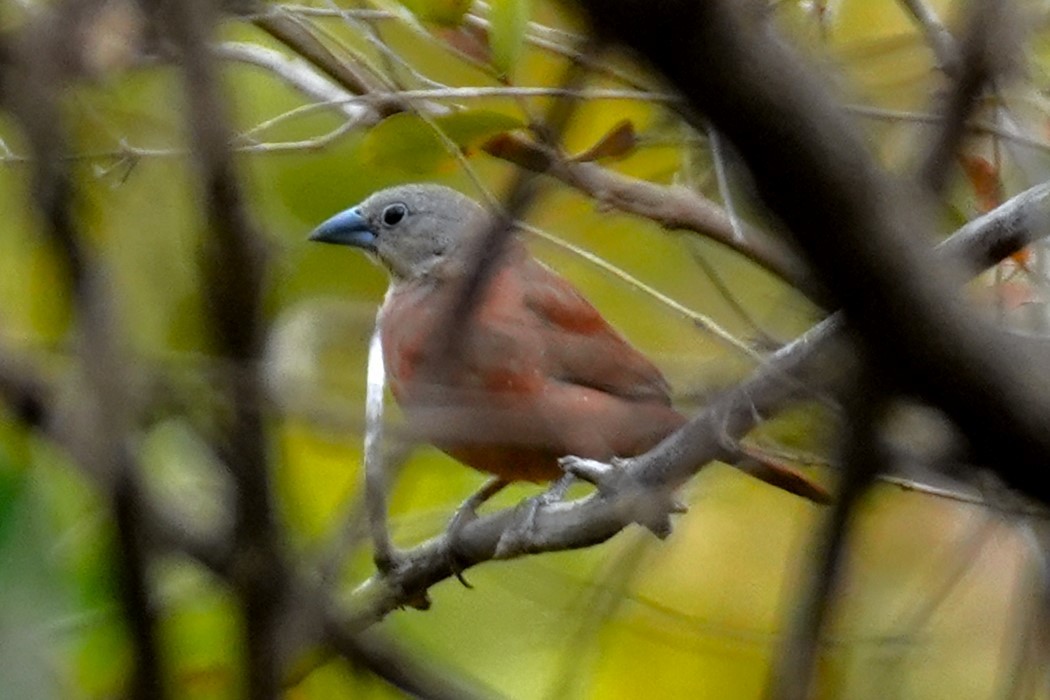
(437, 24, 492, 65)
(571, 119, 638, 162)
(959, 154, 1003, 213)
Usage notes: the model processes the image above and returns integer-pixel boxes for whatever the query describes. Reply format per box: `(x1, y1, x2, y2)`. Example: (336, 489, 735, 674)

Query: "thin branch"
(217, 41, 379, 124)
(521, 223, 766, 361)
(270, 1, 655, 90)
(917, 0, 1017, 193)
(687, 246, 779, 348)
(465, 3, 653, 90)
(767, 369, 885, 700)
(896, 0, 959, 73)
(363, 326, 396, 571)
(845, 104, 1050, 157)
(708, 125, 745, 243)
(251, 9, 405, 116)
(483, 133, 822, 303)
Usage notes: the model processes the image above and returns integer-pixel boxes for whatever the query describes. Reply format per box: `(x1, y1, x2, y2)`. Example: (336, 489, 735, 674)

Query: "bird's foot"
(371, 549, 433, 610)
(444, 500, 480, 588)
(493, 474, 577, 559)
(558, 455, 624, 494)
(443, 477, 509, 588)
(558, 455, 688, 538)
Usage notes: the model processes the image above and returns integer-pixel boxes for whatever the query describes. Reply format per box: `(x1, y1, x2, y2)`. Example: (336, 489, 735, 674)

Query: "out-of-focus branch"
(250, 10, 405, 116)
(154, 0, 284, 696)
(767, 368, 886, 700)
(0, 348, 50, 427)
(217, 41, 380, 124)
(897, 0, 959, 73)
(918, 0, 1019, 193)
(3, 4, 163, 697)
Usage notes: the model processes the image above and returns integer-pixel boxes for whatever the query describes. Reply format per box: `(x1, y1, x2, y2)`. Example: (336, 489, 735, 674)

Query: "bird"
(309, 184, 827, 549)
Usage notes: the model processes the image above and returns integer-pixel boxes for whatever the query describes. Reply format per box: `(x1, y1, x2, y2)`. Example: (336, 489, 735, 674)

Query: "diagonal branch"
(483, 132, 821, 302)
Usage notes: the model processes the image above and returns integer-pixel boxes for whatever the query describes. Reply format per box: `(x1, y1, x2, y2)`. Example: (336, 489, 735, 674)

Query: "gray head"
(309, 184, 491, 281)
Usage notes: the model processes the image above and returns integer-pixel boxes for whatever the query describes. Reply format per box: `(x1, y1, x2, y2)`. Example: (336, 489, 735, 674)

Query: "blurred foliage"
(1, 0, 1049, 698)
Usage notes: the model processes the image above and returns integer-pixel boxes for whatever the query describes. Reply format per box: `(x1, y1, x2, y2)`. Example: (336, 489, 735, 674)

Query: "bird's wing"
(517, 257, 674, 405)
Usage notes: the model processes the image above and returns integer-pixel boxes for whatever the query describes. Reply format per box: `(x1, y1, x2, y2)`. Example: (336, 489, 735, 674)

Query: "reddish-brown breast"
(379, 241, 684, 482)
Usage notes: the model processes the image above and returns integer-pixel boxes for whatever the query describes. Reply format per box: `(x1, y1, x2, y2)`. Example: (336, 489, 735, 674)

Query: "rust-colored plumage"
(379, 240, 685, 482)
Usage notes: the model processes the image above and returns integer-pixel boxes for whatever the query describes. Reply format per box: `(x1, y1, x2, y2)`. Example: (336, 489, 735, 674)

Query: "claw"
(445, 504, 478, 588)
(493, 498, 541, 559)
(559, 455, 623, 494)
(444, 477, 508, 588)
(494, 474, 578, 559)
(560, 454, 686, 538)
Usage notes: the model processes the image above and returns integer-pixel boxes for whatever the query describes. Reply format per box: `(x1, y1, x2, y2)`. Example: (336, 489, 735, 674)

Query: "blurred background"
(1, 0, 1048, 697)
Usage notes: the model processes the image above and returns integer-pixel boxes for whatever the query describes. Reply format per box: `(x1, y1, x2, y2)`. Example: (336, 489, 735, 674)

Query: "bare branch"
(155, 0, 284, 696)
(897, 0, 959, 73)
(483, 133, 821, 302)
(251, 9, 404, 116)
(217, 41, 379, 124)
(917, 0, 1020, 193)
(3, 4, 164, 695)
(767, 369, 885, 700)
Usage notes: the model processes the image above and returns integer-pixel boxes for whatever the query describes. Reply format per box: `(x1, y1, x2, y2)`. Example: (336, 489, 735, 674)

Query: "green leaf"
(360, 110, 524, 174)
(488, 0, 530, 79)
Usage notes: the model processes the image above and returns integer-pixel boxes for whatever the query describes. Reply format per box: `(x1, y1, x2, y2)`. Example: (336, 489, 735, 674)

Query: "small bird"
(309, 184, 825, 538)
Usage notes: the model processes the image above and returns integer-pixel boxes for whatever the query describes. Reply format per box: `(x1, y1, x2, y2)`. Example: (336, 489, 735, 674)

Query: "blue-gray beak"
(308, 207, 377, 251)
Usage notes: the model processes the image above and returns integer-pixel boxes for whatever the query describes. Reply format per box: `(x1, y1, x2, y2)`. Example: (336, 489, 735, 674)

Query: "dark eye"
(382, 203, 407, 226)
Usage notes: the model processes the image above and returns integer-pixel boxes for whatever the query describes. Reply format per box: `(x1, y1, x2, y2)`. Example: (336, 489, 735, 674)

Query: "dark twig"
(155, 0, 284, 696)
(322, 625, 499, 700)
(439, 44, 596, 358)
(917, 0, 1018, 194)
(766, 367, 885, 700)
(0, 347, 51, 427)
(3, 6, 165, 697)
(113, 470, 165, 699)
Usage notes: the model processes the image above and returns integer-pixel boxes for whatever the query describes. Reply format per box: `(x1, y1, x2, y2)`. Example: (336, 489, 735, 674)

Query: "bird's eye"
(382, 203, 407, 227)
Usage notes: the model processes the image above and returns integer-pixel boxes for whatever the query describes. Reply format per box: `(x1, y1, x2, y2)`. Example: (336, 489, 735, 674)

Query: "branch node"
(560, 455, 681, 538)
